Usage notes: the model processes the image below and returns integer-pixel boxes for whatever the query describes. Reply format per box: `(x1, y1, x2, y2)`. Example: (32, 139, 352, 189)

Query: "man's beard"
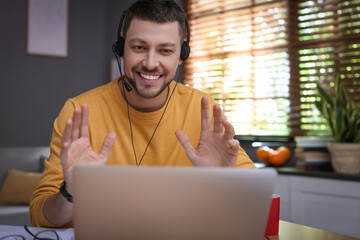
(126, 71, 172, 99)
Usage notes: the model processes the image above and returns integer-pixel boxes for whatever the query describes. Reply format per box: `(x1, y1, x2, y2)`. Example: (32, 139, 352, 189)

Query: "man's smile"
(137, 72, 163, 85)
(139, 73, 161, 80)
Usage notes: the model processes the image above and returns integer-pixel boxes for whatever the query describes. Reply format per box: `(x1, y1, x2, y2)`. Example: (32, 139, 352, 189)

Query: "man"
(30, 0, 255, 228)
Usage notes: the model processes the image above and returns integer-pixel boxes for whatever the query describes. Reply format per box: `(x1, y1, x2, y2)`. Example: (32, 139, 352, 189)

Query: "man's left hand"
(175, 96, 238, 167)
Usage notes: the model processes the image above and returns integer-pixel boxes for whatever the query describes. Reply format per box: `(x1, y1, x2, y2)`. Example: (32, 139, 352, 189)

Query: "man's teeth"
(140, 73, 160, 80)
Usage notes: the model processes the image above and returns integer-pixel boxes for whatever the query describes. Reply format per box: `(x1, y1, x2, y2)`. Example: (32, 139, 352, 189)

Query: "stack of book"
(295, 137, 333, 171)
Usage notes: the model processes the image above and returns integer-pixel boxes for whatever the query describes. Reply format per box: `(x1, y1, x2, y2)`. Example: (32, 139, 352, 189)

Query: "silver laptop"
(73, 166, 277, 240)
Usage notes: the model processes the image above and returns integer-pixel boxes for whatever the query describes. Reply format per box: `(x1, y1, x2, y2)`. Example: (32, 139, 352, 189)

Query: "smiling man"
(29, 0, 255, 228)
(123, 18, 181, 111)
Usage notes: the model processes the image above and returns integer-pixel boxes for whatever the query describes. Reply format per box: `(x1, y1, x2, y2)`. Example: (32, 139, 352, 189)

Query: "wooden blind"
(184, 0, 360, 137)
(289, 0, 360, 136)
(184, 0, 290, 136)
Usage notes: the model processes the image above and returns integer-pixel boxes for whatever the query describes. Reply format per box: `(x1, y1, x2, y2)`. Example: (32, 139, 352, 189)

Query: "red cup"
(265, 194, 280, 236)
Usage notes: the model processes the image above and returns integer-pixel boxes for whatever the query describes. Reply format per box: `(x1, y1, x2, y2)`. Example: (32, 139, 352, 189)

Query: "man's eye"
(161, 49, 172, 54)
(132, 46, 144, 51)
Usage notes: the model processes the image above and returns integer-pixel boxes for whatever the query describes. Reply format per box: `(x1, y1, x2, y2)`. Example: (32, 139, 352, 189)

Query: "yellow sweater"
(30, 78, 255, 227)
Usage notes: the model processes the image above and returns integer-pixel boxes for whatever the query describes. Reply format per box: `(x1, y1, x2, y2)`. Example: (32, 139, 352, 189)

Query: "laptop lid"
(73, 166, 277, 240)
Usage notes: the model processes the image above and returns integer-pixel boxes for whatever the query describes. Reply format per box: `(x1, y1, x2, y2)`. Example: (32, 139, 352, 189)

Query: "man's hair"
(122, 0, 187, 42)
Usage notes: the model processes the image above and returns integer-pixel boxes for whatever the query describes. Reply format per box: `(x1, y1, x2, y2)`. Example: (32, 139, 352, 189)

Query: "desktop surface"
(0, 221, 359, 240)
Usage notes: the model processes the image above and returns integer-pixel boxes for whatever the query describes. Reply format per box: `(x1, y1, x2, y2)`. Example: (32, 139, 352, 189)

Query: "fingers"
(99, 132, 117, 160)
(201, 96, 211, 131)
(227, 139, 240, 151)
(80, 103, 89, 138)
(60, 141, 70, 166)
(201, 96, 234, 139)
(63, 103, 89, 144)
(175, 130, 197, 162)
(60, 120, 73, 178)
(61, 103, 88, 166)
(213, 104, 223, 133)
(61, 119, 73, 146)
(71, 107, 81, 141)
(223, 119, 235, 140)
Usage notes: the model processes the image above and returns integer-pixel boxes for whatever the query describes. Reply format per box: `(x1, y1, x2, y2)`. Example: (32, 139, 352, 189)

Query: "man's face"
(123, 18, 182, 99)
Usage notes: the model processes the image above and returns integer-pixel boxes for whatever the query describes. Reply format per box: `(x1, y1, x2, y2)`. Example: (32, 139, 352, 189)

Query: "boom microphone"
(123, 80, 132, 92)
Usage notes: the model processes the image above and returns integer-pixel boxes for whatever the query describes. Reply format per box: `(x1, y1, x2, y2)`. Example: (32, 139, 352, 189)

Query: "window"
(289, 0, 360, 136)
(184, 0, 360, 137)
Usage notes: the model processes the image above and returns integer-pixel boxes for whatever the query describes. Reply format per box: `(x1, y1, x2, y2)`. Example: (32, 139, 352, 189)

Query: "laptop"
(73, 166, 277, 240)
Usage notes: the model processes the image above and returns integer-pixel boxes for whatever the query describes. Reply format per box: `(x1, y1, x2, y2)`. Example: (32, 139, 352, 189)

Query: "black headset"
(112, 10, 191, 61)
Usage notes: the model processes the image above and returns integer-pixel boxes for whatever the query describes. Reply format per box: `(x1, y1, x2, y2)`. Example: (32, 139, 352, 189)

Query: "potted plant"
(315, 76, 360, 174)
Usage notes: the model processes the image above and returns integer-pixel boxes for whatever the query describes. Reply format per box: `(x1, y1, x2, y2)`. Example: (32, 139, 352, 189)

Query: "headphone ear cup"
(115, 36, 125, 56)
(180, 41, 190, 61)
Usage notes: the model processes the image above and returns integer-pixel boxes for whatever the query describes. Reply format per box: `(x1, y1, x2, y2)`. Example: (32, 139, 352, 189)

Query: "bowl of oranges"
(256, 146, 291, 167)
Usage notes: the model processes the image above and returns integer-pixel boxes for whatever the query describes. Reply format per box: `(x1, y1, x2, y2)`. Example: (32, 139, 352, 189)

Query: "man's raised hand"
(59, 103, 116, 194)
(175, 96, 238, 167)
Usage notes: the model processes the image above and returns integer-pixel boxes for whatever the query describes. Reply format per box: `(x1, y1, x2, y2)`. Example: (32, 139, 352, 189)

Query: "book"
(294, 137, 333, 171)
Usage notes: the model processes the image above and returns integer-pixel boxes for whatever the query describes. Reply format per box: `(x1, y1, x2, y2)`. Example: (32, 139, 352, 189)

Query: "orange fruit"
(268, 147, 290, 166)
(256, 146, 270, 164)
(278, 146, 291, 161)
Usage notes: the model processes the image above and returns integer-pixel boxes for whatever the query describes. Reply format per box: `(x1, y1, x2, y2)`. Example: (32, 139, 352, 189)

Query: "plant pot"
(327, 143, 360, 174)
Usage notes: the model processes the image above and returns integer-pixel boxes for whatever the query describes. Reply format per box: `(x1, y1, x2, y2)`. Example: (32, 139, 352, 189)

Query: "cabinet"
(274, 175, 360, 238)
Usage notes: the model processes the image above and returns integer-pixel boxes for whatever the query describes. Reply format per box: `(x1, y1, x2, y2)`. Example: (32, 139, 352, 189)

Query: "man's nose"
(142, 50, 159, 70)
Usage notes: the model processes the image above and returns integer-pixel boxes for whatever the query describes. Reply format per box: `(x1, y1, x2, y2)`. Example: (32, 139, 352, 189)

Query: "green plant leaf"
(315, 75, 360, 143)
(342, 121, 355, 142)
(339, 85, 348, 108)
(315, 100, 329, 124)
(316, 84, 333, 108)
(326, 105, 336, 140)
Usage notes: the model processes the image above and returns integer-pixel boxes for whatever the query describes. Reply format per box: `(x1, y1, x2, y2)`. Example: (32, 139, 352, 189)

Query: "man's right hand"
(59, 103, 116, 194)
(42, 103, 116, 226)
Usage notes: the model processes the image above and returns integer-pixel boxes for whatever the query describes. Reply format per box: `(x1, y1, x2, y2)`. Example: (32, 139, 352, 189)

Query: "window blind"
(289, 0, 360, 136)
(184, 0, 291, 136)
(184, 0, 360, 137)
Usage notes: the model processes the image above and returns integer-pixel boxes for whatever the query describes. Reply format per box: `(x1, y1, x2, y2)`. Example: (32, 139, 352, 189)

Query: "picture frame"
(27, 0, 68, 57)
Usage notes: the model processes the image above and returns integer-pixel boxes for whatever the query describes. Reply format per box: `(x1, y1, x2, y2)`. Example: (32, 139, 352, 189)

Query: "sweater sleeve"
(236, 145, 256, 168)
(30, 99, 78, 228)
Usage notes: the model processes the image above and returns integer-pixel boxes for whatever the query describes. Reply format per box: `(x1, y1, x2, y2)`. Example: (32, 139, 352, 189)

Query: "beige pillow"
(0, 169, 42, 205)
